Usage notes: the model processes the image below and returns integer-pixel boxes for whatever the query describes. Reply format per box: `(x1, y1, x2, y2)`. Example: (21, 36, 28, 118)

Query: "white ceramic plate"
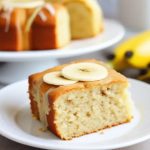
(0, 79, 150, 150)
(0, 19, 124, 62)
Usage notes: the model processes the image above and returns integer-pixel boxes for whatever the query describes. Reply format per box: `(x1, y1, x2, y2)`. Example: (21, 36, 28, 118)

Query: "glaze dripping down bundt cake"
(29, 3, 70, 50)
(0, 8, 27, 51)
(0, 0, 70, 51)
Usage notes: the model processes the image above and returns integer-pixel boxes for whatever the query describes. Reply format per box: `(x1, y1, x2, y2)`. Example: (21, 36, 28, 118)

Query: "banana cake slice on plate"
(28, 59, 133, 140)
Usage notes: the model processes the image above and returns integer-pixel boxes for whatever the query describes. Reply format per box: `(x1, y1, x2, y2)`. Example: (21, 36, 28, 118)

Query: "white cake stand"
(0, 19, 125, 84)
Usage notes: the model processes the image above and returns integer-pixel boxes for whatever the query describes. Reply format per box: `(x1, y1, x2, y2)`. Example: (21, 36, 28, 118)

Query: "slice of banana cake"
(28, 59, 133, 140)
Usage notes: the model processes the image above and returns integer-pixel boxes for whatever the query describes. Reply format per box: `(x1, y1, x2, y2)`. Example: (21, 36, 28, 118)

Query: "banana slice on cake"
(43, 71, 78, 86)
(61, 62, 108, 81)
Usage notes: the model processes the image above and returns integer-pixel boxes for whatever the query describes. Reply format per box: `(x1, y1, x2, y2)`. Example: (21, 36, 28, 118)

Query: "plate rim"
(0, 79, 150, 150)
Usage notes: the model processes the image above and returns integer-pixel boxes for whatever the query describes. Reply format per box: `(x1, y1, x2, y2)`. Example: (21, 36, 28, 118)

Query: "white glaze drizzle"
(25, 6, 43, 32)
(0, 0, 45, 32)
(38, 11, 47, 22)
(44, 3, 55, 16)
(38, 3, 55, 23)
(0, 7, 13, 32)
(26, 3, 55, 32)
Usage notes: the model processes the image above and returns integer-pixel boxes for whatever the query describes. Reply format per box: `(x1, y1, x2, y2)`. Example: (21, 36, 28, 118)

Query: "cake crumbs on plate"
(99, 130, 104, 134)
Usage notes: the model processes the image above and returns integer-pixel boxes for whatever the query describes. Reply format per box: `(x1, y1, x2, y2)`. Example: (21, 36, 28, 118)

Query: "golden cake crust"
(29, 59, 128, 105)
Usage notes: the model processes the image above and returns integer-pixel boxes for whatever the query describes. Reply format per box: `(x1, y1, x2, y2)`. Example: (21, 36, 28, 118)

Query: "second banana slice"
(43, 71, 78, 86)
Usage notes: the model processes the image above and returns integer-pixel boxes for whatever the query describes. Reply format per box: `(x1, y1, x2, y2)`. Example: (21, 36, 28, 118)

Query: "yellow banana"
(125, 33, 150, 69)
(109, 31, 150, 71)
(108, 39, 134, 71)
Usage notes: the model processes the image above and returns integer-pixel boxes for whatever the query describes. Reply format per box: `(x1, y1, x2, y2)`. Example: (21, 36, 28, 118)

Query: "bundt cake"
(0, 0, 104, 51)
(0, 0, 70, 51)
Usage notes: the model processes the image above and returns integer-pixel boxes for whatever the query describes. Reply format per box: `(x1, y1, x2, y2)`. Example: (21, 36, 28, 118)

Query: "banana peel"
(110, 31, 150, 71)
